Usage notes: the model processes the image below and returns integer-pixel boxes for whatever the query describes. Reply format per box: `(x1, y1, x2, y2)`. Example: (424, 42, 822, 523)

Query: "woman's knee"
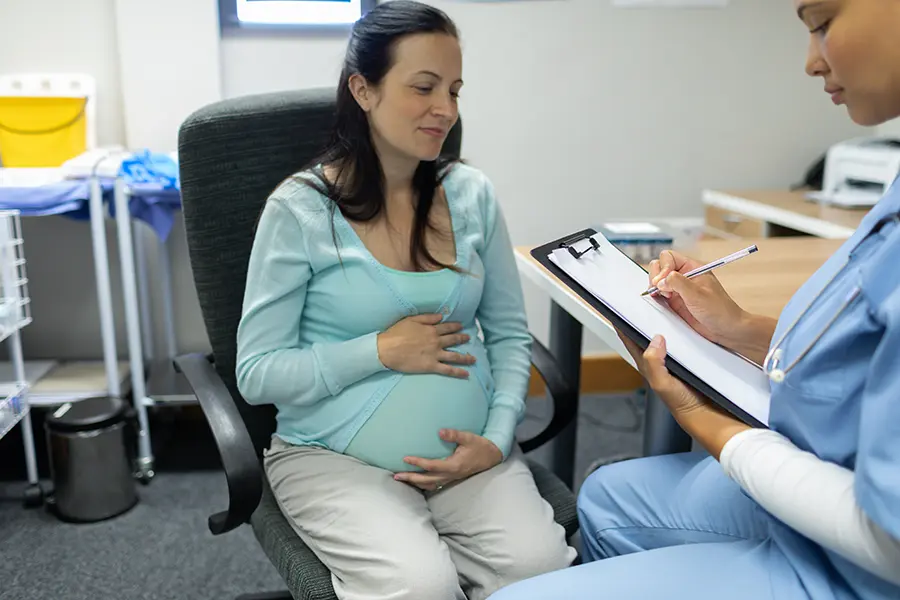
(380, 552, 461, 600)
(492, 524, 577, 590)
(508, 544, 574, 584)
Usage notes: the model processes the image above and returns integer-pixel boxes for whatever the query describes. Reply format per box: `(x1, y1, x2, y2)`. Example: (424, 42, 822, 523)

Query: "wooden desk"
(516, 236, 843, 486)
(702, 189, 868, 239)
(686, 237, 844, 318)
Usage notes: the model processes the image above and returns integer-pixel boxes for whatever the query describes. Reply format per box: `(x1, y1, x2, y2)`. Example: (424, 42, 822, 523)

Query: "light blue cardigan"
(235, 163, 532, 459)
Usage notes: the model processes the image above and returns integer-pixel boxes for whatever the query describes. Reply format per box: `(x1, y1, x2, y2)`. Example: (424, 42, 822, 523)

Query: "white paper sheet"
(549, 233, 770, 426)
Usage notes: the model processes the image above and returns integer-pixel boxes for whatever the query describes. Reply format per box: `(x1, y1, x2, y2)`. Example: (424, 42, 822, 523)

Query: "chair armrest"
(174, 352, 263, 535)
(519, 337, 579, 454)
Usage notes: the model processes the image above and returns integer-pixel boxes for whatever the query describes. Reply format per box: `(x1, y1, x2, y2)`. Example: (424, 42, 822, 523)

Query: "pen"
(640, 244, 759, 297)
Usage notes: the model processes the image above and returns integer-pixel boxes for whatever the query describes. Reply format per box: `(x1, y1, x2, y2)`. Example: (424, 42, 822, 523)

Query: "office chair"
(175, 87, 580, 600)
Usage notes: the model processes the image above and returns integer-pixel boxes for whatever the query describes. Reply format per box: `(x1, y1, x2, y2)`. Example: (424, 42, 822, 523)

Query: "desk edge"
(701, 189, 856, 239)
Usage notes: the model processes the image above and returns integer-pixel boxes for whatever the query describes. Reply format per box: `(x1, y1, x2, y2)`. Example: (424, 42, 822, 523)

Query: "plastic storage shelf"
(0, 384, 29, 440)
(0, 210, 42, 506)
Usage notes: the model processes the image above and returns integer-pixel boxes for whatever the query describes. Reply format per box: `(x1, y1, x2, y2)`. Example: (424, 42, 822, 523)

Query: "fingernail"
(657, 277, 669, 291)
(649, 335, 663, 349)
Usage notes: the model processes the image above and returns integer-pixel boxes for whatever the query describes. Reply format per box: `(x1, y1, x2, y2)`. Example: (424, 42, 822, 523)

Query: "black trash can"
(45, 396, 138, 522)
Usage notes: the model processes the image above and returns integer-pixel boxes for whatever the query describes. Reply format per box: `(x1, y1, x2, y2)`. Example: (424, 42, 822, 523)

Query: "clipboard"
(532, 228, 769, 429)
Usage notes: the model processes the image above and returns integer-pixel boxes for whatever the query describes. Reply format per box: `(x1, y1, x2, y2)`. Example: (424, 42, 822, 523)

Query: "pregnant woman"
(234, 3, 574, 600)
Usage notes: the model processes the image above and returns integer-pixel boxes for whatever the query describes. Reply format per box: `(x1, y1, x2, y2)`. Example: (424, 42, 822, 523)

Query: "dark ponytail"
(305, 0, 460, 272)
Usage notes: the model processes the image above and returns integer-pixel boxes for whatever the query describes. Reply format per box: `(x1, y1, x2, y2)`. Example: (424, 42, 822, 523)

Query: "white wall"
(879, 118, 900, 138)
(222, 33, 346, 98)
(0, 0, 868, 361)
(113, 0, 223, 152)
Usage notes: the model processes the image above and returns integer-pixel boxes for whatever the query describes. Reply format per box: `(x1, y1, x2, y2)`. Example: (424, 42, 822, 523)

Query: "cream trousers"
(264, 436, 576, 600)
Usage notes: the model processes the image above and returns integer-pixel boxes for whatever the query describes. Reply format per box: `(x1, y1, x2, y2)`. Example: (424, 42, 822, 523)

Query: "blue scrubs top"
(767, 178, 900, 599)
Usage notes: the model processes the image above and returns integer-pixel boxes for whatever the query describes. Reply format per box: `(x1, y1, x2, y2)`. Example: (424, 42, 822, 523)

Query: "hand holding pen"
(648, 246, 775, 364)
(643, 246, 762, 355)
(642, 245, 758, 297)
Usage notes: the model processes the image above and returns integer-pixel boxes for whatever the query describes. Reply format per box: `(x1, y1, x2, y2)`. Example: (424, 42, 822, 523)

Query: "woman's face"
(352, 33, 463, 164)
(796, 0, 900, 126)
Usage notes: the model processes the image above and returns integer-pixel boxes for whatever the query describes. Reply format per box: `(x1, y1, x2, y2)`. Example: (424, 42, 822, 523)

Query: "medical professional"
(489, 1, 900, 599)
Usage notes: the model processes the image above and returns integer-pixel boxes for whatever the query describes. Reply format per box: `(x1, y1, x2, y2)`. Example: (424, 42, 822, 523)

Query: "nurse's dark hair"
(302, 0, 461, 272)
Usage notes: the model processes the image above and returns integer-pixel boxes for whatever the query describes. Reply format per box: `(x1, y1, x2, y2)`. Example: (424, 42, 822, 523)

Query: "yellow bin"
(0, 96, 88, 167)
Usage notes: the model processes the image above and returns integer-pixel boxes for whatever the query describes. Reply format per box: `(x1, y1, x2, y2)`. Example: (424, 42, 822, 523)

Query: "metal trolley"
(0, 210, 42, 506)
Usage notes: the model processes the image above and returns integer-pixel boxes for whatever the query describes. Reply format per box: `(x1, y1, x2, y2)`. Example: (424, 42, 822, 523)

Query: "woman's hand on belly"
(377, 314, 476, 379)
(393, 429, 502, 492)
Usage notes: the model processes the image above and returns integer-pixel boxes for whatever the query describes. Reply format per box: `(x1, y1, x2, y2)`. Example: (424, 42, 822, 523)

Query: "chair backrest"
(178, 88, 462, 454)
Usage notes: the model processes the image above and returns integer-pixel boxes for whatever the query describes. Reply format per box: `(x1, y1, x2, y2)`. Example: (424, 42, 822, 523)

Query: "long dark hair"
(305, 0, 461, 272)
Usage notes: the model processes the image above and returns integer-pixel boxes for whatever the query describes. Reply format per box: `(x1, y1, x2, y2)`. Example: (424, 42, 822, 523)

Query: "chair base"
(236, 591, 293, 600)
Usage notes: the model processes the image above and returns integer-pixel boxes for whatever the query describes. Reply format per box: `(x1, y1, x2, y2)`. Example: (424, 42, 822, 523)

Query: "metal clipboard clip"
(560, 232, 601, 259)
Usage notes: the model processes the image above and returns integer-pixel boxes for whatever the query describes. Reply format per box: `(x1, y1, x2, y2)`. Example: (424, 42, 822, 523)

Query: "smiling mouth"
(826, 87, 845, 104)
(420, 127, 447, 138)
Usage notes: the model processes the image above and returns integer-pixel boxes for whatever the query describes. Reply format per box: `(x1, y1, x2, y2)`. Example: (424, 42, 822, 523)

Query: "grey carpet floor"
(0, 393, 644, 600)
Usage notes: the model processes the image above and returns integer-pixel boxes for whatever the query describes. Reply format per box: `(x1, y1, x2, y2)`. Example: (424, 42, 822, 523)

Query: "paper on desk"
(806, 190, 881, 208)
(549, 234, 770, 426)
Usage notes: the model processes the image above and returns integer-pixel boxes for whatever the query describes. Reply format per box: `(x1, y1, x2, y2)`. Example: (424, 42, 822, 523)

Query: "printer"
(808, 137, 900, 208)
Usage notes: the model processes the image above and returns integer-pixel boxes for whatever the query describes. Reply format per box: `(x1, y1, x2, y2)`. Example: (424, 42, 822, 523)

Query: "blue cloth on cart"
(0, 178, 114, 217)
(0, 150, 183, 240)
(118, 150, 179, 190)
(111, 151, 182, 241)
(111, 184, 182, 241)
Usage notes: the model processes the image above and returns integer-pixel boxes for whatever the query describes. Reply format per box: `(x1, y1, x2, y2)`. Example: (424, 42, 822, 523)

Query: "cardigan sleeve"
(474, 177, 533, 459)
(236, 197, 387, 406)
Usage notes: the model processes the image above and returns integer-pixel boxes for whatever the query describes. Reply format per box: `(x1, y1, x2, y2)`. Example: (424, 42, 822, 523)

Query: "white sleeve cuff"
(721, 428, 900, 586)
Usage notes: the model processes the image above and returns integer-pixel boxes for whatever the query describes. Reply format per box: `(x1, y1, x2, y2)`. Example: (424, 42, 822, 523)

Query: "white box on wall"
(113, 0, 223, 152)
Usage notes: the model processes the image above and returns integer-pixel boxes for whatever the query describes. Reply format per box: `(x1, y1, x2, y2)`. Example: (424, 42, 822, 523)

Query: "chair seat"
(251, 478, 337, 600)
(526, 460, 579, 540)
(251, 459, 577, 600)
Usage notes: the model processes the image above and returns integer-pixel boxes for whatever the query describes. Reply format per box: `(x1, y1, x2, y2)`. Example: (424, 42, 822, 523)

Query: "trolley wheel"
(135, 467, 155, 485)
(23, 483, 44, 508)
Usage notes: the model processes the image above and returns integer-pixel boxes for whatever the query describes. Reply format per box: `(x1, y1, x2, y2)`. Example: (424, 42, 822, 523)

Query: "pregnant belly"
(344, 373, 489, 473)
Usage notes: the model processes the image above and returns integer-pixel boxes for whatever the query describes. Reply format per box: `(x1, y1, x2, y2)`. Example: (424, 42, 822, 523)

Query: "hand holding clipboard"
(534, 230, 771, 429)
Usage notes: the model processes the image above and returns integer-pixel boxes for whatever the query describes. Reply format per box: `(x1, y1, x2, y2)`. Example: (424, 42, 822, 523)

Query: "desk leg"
(547, 301, 582, 489)
(642, 389, 692, 456)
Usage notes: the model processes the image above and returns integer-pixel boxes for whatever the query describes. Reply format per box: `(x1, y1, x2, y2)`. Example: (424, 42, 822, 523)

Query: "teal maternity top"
(344, 269, 490, 472)
(235, 163, 532, 471)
